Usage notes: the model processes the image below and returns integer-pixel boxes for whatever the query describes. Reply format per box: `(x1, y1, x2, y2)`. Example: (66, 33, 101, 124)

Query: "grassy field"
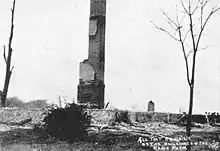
(0, 127, 142, 151)
(0, 107, 219, 151)
(0, 123, 219, 151)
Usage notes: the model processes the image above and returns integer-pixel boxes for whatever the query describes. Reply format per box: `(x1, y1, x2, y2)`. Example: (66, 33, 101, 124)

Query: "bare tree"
(1, 0, 16, 107)
(152, 0, 220, 150)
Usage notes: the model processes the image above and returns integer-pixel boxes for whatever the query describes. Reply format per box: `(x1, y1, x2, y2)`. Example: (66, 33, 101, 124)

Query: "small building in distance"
(148, 100, 155, 112)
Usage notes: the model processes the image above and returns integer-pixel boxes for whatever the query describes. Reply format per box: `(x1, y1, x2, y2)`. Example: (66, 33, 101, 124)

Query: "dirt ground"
(0, 122, 219, 151)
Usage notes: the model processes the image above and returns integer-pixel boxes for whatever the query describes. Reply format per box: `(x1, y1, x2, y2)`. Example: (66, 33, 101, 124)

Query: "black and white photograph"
(0, 0, 220, 150)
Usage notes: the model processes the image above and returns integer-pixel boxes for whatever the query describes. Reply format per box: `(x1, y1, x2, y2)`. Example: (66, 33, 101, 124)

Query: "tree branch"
(196, 6, 220, 50)
(3, 45, 7, 63)
(160, 9, 179, 28)
(181, 0, 190, 14)
(10, 66, 14, 72)
(189, 0, 192, 13)
(178, 28, 191, 86)
(186, 45, 210, 58)
(186, 46, 211, 59)
(8, 0, 15, 49)
(154, 0, 219, 87)
(198, 45, 210, 51)
(151, 21, 180, 41)
(176, 5, 181, 26)
(186, 50, 194, 58)
(192, 0, 202, 14)
(183, 29, 190, 43)
(180, 13, 186, 25)
(200, 1, 208, 30)
(189, 9, 197, 52)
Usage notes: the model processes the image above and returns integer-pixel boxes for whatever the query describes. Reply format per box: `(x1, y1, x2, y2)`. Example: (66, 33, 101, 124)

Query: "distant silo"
(148, 100, 155, 112)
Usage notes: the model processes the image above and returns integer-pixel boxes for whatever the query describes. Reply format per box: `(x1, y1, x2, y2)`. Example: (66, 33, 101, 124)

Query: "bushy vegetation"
(115, 110, 130, 123)
(42, 102, 91, 142)
(24, 99, 48, 109)
(6, 97, 48, 108)
(6, 97, 25, 108)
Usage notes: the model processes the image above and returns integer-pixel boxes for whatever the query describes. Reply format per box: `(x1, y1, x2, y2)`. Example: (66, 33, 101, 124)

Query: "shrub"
(24, 99, 48, 109)
(115, 110, 130, 123)
(6, 97, 48, 109)
(42, 102, 91, 142)
(6, 97, 25, 108)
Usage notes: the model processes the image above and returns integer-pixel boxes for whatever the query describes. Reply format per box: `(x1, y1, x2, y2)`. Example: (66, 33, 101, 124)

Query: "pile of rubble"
(0, 108, 47, 126)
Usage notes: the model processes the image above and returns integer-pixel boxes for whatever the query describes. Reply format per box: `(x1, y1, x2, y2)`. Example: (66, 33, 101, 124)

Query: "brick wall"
(77, 0, 106, 108)
(88, 109, 183, 124)
(90, 0, 106, 17)
(77, 81, 105, 109)
(0, 108, 202, 126)
(88, 16, 105, 82)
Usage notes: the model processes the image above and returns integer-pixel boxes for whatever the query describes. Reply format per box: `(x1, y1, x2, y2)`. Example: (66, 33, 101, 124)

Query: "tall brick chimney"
(77, 0, 106, 109)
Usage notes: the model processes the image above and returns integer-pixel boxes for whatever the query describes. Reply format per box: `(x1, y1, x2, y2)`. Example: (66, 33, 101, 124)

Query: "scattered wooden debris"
(0, 118, 32, 126)
(89, 122, 182, 141)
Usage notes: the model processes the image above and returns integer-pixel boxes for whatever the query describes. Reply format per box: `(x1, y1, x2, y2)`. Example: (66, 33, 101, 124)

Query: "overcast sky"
(0, 0, 219, 113)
